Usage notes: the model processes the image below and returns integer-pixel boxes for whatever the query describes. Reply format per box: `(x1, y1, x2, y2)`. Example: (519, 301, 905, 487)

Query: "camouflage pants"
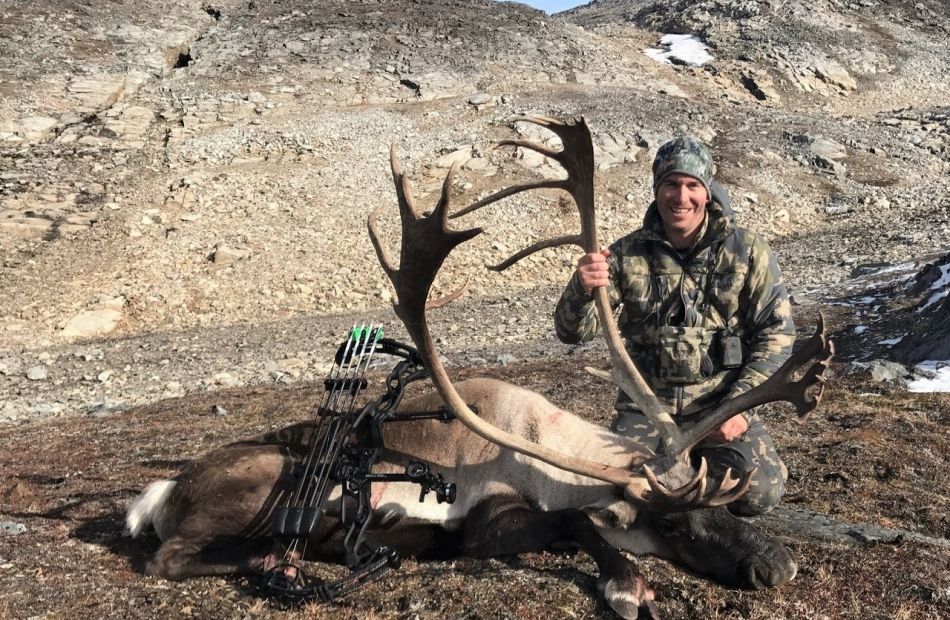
(613, 410, 787, 516)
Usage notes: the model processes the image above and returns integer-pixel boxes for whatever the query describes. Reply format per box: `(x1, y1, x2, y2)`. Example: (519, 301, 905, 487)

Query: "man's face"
(656, 173, 708, 245)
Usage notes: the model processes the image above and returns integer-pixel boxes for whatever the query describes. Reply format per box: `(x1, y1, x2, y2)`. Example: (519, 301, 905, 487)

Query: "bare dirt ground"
(1, 347, 947, 620)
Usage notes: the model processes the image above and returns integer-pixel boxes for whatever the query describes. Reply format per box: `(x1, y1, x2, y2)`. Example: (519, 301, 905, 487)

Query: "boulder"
(810, 137, 848, 161)
(61, 308, 124, 339)
(432, 146, 473, 169)
(15, 116, 59, 143)
(213, 243, 252, 265)
(468, 93, 494, 108)
(741, 71, 781, 102)
(26, 366, 49, 381)
(67, 76, 127, 114)
(841, 359, 911, 383)
(810, 58, 857, 92)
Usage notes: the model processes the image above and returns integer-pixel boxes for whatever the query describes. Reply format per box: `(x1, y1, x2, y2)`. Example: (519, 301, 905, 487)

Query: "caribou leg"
(148, 512, 347, 581)
(461, 496, 659, 620)
(146, 536, 274, 580)
(308, 518, 462, 563)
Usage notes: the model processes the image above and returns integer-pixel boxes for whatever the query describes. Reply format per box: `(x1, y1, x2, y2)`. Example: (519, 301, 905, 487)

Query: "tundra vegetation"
(0, 0, 949, 618)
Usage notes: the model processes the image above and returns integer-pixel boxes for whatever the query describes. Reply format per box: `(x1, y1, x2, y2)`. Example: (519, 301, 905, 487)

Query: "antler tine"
(450, 179, 565, 219)
(791, 313, 835, 421)
(633, 456, 762, 510)
(390, 143, 420, 221)
(652, 465, 756, 510)
(488, 234, 583, 272)
(425, 283, 468, 311)
(641, 458, 711, 509)
(659, 457, 708, 501)
(699, 468, 756, 508)
(516, 114, 566, 127)
(690, 469, 708, 505)
(368, 206, 397, 280)
(495, 138, 564, 161)
(672, 311, 835, 455)
(708, 467, 741, 495)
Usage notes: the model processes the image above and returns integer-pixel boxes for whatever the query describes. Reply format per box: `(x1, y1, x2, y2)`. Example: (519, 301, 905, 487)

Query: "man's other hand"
(708, 414, 748, 443)
(577, 249, 611, 294)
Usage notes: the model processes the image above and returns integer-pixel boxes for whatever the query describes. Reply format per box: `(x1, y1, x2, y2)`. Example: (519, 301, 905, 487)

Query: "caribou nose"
(736, 555, 798, 589)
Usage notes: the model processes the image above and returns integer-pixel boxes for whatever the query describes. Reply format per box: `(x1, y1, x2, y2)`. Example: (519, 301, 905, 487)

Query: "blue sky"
(499, 1, 588, 14)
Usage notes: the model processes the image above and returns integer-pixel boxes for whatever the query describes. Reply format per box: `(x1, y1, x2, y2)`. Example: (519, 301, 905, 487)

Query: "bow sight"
(265, 325, 457, 603)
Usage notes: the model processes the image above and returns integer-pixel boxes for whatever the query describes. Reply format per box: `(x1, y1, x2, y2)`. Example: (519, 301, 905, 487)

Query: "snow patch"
(929, 263, 950, 289)
(907, 361, 950, 393)
(877, 337, 902, 346)
(920, 289, 949, 311)
(917, 263, 950, 312)
(644, 34, 712, 67)
(867, 262, 916, 277)
(853, 325, 867, 335)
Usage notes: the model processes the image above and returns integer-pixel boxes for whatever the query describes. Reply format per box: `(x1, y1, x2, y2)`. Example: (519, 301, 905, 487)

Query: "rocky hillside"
(1, 0, 948, 422)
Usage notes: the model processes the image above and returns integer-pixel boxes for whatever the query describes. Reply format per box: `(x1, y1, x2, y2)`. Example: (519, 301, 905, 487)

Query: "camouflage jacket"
(554, 197, 796, 416)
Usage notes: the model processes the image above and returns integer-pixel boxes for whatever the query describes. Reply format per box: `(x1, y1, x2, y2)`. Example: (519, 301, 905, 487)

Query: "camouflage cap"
(652, 136, 715, 196)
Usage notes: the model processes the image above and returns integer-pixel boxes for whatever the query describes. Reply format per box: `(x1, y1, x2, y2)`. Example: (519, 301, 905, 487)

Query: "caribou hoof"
(601, 567, 659, 619)
(261, 551, 301, 584)
(144, 560, 170, 580)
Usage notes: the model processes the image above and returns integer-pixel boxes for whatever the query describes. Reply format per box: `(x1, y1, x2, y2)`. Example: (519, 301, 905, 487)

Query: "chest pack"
(649, 240, 744, 384)
(655, 325, 715, 384)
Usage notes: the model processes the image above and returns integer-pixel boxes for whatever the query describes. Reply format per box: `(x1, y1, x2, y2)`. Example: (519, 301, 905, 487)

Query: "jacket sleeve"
(554, 248, 622, 344)
(726, 234, 796, 403)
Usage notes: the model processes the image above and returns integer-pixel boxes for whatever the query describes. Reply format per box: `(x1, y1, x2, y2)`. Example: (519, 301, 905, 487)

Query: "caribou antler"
(642, 457, 756, 510)
(453, 116, 684, 454)
(368, 144, 714, 510)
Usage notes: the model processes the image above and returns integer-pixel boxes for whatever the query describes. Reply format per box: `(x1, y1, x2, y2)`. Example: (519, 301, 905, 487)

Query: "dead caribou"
(126, 117, 833, 618)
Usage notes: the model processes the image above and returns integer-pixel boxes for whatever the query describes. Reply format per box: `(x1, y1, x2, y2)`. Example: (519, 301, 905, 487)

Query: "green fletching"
(348, 325, 383, 343)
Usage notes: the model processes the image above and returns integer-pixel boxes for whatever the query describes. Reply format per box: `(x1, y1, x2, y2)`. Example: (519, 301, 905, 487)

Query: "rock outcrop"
(0, 0, 948, 421)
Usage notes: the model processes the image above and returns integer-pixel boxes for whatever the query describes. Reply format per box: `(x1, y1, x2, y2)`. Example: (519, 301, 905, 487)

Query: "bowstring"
(281, 324, 368, 566)
(303, 324, 381, 508)
(287, 324, 360, 507)
(287, 324, 382, 565)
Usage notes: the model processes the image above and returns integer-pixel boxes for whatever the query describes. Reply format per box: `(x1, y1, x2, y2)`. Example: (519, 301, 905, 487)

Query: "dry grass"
(0, 359, 947, 619)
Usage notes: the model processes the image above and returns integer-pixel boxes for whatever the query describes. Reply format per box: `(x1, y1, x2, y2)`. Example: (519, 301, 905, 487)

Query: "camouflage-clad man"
(555, 136, 795, 515)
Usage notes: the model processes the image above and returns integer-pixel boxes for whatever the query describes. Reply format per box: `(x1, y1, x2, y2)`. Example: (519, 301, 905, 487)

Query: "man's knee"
(728, 477, 785, 516)
(612, 411, 661, 451)
(697, 428, 787, 516)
